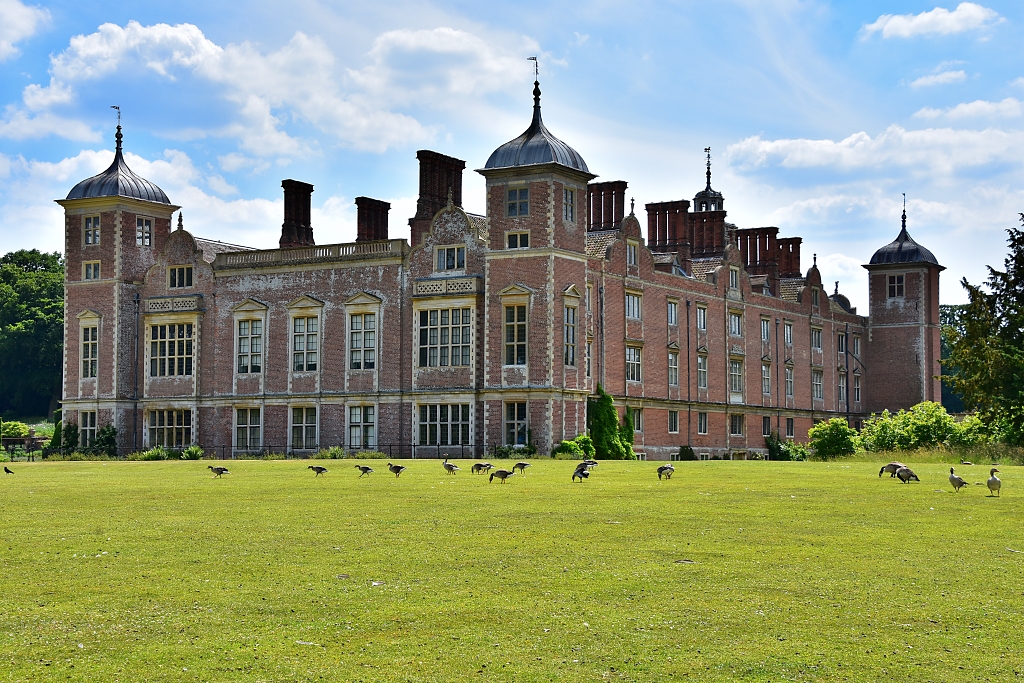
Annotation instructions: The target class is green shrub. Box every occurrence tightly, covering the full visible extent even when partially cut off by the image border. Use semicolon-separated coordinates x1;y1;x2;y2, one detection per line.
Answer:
948;414;990;449
808;418;858;459
785;441;810;461
676;445;697;461
93;425;118;457
128;446;168;461
61;422;79;453
589;386;627;460
180;445;205;460
553;440;583;458
49;418;62;451
314;446;346;459
1;420;30;438
573;434;595;459
350;450;388;460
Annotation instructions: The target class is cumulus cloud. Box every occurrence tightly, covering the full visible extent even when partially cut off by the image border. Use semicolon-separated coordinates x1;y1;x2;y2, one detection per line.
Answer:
0;0;48;61
347;27;537;106
863;2;1002;38
725;125;1024;175
909;70;966;87
0;107;98;141
914;97;1023;120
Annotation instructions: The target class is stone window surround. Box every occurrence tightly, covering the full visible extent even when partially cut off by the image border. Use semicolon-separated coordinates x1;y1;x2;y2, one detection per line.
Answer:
287;296;324;376
231;299;268;377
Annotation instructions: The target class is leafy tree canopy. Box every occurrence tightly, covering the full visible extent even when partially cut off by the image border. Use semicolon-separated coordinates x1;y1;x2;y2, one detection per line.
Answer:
943;216;1024;446
0;250;64;419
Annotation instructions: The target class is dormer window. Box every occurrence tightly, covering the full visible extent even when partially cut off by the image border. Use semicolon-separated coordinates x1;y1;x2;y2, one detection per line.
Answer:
436;246;465;271
169;266;193;288
84;216;100;245
627;241;639;267
507;188;529;216
507;232;529;249
136;217;152;246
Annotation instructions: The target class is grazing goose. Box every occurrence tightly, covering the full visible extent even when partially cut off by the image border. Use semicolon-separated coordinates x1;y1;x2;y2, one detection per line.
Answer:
879;461;905;478
960;459;974;466
572;467;590;482
442;458;460;475
987;468;1001;497
489;469;514;483
207;465;230;478
471;462;493;474
895;466;919;483
354;464;374;477
949;467;969;492
3;466;12;474
513;461;531;474
387;462;407;478
657;464;675;480
308;465;328;477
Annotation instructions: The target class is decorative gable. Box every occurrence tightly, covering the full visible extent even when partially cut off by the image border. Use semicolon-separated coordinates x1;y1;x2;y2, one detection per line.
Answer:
231;298;269;313
562;284;582;299
345;292;383;306
498;284;535;297
286;295;325;310
76;309;102;321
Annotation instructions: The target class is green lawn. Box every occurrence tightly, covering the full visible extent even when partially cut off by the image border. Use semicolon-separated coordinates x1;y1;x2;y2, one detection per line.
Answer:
1;459;1021;682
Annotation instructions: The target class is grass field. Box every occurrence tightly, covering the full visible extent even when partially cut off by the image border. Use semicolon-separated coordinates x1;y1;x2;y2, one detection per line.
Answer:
1;459;1022;682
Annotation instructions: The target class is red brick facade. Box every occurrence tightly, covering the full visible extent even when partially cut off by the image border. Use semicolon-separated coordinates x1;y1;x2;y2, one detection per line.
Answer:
58;122;942;459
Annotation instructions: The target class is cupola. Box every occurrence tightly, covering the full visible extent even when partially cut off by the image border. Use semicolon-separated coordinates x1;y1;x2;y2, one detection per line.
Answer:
484;80;590;173
869;206;941;267
66;126;171;204
693;147;724;212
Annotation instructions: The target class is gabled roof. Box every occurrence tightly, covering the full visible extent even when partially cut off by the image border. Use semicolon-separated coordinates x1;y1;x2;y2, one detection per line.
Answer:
585;230;620;259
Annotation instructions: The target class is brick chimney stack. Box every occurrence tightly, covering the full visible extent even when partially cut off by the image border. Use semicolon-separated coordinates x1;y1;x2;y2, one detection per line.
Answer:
587;181;628;231
355;197;391;242
409;150;465;246
280;179;314;248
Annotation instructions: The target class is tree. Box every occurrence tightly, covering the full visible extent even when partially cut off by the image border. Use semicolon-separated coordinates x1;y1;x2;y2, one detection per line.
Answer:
0;250;65;418
587;385;630;459
939;304;967;413
61;422;79;454
807;418;858;459
93;425;118;457
943;217;1024;445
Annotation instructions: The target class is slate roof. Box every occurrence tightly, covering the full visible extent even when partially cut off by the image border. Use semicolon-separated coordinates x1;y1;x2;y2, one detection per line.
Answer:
195;238;256;264
690;258;721;282
869;222;940;267
585;230;620;258
779;277;805;301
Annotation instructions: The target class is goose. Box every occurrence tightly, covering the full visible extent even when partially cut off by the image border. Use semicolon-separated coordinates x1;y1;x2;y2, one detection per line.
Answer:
442;458;460;475
3;466;12;474
657;464;675;480
949;467;969;493
208;465;230;478
879;461;905;478
582;459;599;468
489;469;514;483
308;465;328;477
387;462;407;478
987;468;1001;497
960;459;974;466
895;466;919;483
513;461;532;474
354;465;374;477
471;462;493;474
572;467;590;482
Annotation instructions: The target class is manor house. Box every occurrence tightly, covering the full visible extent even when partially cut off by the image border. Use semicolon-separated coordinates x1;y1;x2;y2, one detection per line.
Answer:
57;81;943;459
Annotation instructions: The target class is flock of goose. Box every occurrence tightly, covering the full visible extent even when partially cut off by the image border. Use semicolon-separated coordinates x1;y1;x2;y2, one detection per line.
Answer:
879;460;1003;496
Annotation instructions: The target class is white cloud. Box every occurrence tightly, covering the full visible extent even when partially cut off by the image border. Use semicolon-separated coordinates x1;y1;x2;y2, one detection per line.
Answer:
206;174;238;196
725;125;1024;175
0;106;98;141
218;152;270;174
914;97;1023;120
0;0;48;61
1011;77;1024;89
863;2;1002;38
347;27;537;106
909;70;966;88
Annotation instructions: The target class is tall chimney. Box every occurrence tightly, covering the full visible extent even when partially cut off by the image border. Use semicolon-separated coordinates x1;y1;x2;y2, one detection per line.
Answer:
355;197;391;242
409;150;465;246
587;181;628;231
280;179;314;248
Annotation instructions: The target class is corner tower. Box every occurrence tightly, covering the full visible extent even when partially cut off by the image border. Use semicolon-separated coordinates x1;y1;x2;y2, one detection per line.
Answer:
477;79;596;454
863;206;943;413
55;126;179;452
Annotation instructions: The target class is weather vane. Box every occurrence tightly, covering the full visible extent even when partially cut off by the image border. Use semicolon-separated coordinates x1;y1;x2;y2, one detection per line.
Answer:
705;146;712;170
527;56;538;79
110;105;120;125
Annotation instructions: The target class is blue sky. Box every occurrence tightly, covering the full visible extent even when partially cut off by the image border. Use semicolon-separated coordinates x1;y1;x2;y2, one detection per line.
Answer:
1;0;1022;310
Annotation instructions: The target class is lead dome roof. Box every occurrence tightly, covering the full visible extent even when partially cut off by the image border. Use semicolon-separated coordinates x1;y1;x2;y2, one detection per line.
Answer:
869;211;940;266
66;126;171;204
484;82;589;173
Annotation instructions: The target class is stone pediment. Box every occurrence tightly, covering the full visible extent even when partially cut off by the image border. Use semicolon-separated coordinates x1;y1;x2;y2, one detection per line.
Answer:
286;295;325;309
76;309;101;320
231;298;268;313
345;292;383;306
498;284;535;297
563;284;582;298
667;341;679;350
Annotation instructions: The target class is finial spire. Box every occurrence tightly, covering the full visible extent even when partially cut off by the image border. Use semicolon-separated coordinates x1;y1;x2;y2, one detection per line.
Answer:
111;105;123;152
902;192;907;230
813;253;817;267
834;281;839;295
704;146;712;190
630;197;635;214
177;212;183;231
